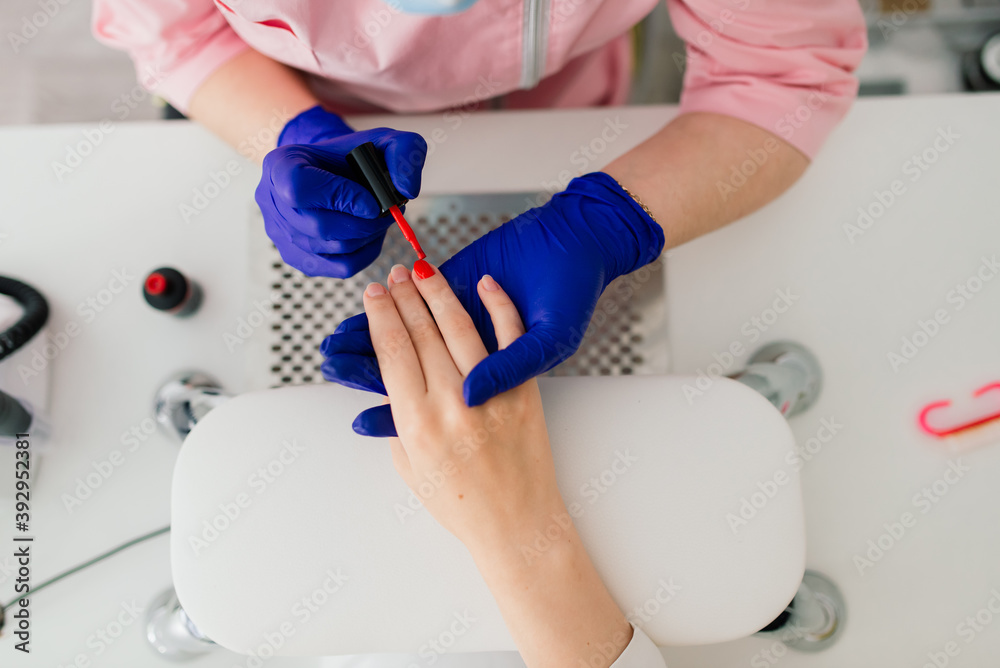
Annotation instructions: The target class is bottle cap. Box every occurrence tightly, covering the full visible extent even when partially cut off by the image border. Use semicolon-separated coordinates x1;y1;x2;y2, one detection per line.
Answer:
143;267;189;311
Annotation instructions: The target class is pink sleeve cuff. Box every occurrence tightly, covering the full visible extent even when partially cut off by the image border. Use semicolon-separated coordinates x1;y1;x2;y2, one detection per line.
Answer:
677;76;859;159
152;27;251;113
668;0;867;159
92;0;251;114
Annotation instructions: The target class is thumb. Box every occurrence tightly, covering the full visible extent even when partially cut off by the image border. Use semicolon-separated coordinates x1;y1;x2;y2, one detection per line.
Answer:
376;132;428;200
462;325;568;407
352;404;397;438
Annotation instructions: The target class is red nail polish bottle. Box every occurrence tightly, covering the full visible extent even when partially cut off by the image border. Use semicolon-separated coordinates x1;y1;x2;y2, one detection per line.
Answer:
143;267;203;317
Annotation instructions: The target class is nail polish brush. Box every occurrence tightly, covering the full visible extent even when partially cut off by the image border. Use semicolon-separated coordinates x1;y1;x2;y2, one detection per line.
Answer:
347;142;426;261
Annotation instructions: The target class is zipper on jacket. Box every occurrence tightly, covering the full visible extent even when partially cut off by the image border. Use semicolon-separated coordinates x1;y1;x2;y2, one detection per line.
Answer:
520;0;550;89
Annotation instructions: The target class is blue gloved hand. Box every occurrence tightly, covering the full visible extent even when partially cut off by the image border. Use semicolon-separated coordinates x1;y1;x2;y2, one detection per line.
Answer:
256;105;428;278
320;171;665;436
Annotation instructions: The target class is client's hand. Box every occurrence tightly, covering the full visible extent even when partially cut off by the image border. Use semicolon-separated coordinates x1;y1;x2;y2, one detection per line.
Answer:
362;262;638;668
364;261;560;549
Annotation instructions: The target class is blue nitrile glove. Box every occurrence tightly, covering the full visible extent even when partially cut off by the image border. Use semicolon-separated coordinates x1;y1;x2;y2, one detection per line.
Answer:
320;171;665;437
256;105;428;278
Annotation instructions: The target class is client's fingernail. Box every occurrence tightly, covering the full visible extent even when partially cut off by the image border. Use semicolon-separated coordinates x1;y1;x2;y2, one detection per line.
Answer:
389;264;410;284
413;260;434;280
481;274;500;292
365;282;386;297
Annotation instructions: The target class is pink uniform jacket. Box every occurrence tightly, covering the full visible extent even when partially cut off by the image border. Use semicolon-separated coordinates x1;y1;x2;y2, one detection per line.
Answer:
93;0;867;159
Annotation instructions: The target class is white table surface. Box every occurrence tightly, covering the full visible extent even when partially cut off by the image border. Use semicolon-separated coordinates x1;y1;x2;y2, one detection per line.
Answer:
0;94;998;667
662;93;1000;668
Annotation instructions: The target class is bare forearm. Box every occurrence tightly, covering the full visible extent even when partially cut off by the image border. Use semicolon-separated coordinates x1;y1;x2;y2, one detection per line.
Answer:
603;112;809;250
469;510;631;668
187;49;320;163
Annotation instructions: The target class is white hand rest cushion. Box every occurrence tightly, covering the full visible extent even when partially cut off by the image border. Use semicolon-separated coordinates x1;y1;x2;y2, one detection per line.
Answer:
171;375;804;656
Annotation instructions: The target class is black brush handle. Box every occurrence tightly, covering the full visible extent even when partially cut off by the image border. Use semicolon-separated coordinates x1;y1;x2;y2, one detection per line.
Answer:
346;142;407;217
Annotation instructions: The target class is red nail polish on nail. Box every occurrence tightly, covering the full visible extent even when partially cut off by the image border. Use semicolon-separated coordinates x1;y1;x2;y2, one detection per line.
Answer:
413;260;434;280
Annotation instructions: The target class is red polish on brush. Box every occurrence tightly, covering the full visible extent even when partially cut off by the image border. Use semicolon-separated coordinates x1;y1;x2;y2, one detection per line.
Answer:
389;205;426;260
347;141;427;261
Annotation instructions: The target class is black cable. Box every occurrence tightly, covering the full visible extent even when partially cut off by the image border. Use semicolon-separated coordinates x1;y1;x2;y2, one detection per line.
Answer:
1;526;170;625
0;275;49;363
